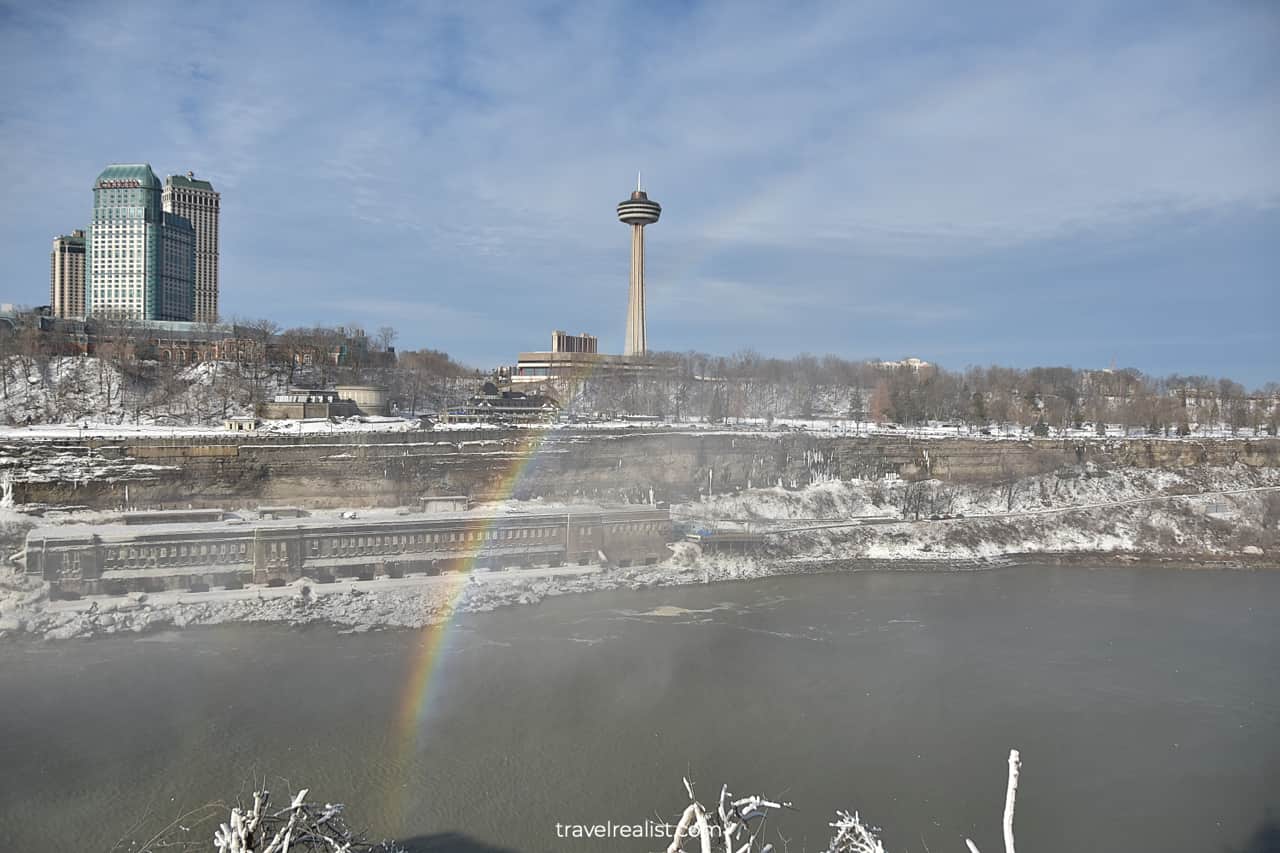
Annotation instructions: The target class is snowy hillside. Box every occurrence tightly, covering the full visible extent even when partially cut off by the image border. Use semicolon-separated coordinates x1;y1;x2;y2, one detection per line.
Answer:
0;356;279;426
681;464;1280;561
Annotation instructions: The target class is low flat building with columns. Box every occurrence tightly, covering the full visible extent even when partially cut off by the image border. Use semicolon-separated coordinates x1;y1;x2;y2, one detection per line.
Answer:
505;350;665;385
503;329;668;386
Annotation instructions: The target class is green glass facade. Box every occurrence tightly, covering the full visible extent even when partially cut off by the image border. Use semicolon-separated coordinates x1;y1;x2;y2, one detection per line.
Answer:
159;212;196;321
86;163;195;321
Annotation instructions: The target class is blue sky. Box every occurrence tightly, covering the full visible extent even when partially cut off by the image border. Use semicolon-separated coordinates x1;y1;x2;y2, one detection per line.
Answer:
1;1;1277;385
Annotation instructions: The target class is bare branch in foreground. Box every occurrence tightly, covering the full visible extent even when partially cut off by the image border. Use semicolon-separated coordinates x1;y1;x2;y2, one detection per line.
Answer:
135;750;1024;852
1003;749;1021;853
966;748;1022;853
136;787;402;853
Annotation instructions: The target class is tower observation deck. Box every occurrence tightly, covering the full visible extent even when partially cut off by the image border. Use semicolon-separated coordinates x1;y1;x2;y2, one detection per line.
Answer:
617;176;661;356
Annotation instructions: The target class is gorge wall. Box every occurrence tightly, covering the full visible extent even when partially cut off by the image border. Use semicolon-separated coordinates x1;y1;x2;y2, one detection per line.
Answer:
6;429;1279;510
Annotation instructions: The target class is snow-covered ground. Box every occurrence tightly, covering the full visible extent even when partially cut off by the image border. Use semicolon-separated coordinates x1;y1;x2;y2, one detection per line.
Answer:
717;417;1274;441
2;352;1273;445
2;461;1276;641
1;422;225;439
685;462;1280;521
442;417;1276;440
683;464;1280;562
0;545;773;641
0;415;423;440
0;356;273;427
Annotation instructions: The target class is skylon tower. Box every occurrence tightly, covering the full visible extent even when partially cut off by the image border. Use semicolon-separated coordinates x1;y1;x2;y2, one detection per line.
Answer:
616;174;661;356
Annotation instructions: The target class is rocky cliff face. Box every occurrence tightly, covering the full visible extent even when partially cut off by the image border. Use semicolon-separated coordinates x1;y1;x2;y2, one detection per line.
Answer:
5;429;1279;510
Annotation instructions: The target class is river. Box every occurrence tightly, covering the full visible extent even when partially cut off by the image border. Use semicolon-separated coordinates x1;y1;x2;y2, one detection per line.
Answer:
1;565;1277;852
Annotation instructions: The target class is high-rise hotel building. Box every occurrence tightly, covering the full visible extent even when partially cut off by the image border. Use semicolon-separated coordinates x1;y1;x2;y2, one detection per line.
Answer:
50;230;86;318
163;172;220;323
85;164;195;322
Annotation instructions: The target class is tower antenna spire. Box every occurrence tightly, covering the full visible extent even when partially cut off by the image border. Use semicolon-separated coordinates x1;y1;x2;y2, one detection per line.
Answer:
637;170;642;192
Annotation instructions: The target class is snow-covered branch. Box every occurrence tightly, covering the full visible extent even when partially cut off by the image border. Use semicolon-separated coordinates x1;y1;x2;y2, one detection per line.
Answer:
966;749;1021;853
665;777;791;853
1003;749;1021;853
669;750;1024;853
137;752;1025;853
137;787;401;853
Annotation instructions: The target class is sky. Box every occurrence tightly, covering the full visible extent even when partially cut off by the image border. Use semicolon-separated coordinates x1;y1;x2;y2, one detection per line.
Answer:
1;0;1277;386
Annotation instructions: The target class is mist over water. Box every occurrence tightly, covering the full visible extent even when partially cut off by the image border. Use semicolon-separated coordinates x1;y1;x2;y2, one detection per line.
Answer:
1;566;1277;853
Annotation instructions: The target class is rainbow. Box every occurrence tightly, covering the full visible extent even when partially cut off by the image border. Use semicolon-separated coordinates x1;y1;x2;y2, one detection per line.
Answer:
385;359;622;828
390;421;557;739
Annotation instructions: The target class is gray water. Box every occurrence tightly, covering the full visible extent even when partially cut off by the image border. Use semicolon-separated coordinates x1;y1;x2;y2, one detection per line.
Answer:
1;566;1278;853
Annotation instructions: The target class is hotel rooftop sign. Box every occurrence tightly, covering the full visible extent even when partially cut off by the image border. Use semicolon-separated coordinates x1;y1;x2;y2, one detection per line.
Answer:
98;179;142;189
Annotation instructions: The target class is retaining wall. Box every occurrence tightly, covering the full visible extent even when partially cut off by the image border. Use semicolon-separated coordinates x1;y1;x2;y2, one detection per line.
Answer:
7;429;1278;510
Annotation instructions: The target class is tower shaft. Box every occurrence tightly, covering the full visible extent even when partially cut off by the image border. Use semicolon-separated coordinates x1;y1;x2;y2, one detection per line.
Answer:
617;183;660;356
625;223;647;356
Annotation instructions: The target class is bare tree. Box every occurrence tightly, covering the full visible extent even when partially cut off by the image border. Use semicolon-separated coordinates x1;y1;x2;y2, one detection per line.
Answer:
901;480;929;520
236;317;281;403
665;749;1024;853
0;322;16;401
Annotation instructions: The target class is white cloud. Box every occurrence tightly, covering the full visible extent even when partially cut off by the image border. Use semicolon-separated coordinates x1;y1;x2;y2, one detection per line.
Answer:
0;1;1275;380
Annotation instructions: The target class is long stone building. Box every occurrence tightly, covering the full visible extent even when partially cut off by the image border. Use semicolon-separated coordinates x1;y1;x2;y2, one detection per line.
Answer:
24;504;673;597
